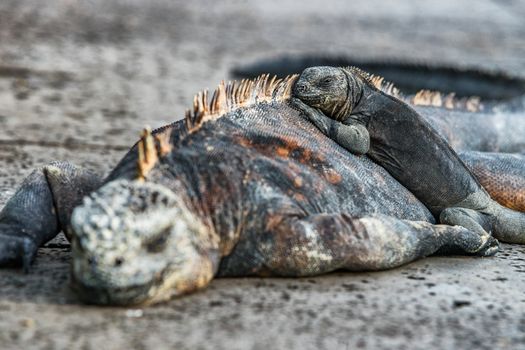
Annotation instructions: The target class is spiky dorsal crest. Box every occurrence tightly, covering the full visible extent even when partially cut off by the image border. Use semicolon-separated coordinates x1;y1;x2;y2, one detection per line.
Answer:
410;90;482;112
185;74;298;132
137;127;172;180
342;66;402;98
343;66;483;112
135;74;298;179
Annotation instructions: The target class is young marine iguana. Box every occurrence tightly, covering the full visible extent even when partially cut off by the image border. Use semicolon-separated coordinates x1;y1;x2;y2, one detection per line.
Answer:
0;74;522;305
291;66;525;244
235;57;525;155
233;55;525;104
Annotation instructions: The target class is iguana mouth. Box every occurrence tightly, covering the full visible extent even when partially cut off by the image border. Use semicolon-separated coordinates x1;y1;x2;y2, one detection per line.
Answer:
71;272;158;306
292;81;325;107
294;93;324;105
68;179;218;305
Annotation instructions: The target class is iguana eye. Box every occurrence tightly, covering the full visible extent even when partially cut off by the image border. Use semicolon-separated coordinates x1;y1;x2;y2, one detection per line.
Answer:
144;228;170;253
322;77;333;85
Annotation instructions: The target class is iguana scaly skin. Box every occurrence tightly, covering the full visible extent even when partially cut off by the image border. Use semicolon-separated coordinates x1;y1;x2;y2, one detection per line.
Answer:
0;74;523;305
233;55;525;104
292;66;525;244
235;56;525;154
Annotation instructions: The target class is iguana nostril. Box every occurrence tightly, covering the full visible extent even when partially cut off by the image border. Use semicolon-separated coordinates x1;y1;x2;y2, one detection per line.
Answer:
114;257;124;267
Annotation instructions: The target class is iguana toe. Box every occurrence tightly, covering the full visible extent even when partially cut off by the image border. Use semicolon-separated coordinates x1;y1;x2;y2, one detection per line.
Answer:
463;230;499;257
449;226;499;256
476;235;500;257
0;228;38;271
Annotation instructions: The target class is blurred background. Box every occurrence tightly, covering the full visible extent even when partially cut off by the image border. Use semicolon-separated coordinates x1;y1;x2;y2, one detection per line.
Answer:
1;2;525;349
0;0;524;151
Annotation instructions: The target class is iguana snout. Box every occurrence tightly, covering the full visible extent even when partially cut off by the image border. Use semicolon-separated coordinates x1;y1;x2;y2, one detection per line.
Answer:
293;66;366;121
293;66;348;112
69;180;217;305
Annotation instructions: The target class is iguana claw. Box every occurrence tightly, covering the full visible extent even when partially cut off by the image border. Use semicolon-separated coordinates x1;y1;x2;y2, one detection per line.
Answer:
477;235;500;257
289;97;333;135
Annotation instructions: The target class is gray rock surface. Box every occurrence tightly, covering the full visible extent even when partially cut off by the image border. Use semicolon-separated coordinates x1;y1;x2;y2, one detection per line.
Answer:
0;1;524;349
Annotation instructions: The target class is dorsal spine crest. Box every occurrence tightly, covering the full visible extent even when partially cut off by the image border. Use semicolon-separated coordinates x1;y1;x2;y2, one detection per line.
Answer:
185;74;298;132
343;66;482;112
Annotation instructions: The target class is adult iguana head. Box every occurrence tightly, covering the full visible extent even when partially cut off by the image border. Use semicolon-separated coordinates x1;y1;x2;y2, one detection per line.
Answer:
70;179;219;305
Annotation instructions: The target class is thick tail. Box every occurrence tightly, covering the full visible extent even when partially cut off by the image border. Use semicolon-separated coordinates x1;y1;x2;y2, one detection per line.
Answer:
231;55;525;102
491;204;525;244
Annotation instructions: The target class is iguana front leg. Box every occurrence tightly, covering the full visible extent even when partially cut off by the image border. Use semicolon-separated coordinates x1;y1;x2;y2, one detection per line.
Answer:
262;213;499;276
0;161;102;270
290;98;370;155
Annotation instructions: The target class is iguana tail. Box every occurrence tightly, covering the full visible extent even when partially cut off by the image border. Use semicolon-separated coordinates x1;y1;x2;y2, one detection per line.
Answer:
491;205;525;244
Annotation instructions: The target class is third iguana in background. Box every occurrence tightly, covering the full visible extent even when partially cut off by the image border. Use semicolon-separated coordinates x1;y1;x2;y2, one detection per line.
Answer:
292;66;525;244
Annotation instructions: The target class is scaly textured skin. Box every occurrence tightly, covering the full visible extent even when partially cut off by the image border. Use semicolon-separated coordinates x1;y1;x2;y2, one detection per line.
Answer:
459;151;525;212
292;66;525;245
417;107;525;154
232;55;525;103
0;73;521;305
235;56;525;153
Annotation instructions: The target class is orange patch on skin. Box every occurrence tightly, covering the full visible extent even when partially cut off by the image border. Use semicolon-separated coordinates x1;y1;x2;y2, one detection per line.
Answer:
469;166;525;212
293;176;303;188
276;147;290;157
492;189;525;212
276;137;304;159
302;148;312;162
325;169;342;184
293;193;306;202
236;136;252;148
265;214;286;231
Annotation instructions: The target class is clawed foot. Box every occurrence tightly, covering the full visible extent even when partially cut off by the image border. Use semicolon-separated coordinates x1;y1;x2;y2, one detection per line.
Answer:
454;226;500;257
0;227;38;272
475;234;500;257
290;97;334;135
290;97;370;155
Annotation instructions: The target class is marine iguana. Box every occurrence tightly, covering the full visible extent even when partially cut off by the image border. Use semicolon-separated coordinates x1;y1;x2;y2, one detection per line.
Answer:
0;74;523;305
232;55;525;104
291;66;525;244
235;56;525;154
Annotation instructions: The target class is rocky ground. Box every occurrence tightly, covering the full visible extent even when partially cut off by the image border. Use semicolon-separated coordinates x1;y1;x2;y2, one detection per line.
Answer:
0;1;524;349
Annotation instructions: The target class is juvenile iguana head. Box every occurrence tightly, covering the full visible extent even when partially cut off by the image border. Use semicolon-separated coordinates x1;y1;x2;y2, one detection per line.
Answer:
292;66;369;121
70;180;218;305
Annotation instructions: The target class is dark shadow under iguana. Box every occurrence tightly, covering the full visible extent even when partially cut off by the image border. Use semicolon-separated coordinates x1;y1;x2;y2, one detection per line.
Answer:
0;74;523;305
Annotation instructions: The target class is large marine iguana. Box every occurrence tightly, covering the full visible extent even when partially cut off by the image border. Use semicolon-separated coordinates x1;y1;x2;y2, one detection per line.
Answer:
291;66;525;245
0;74;523;305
